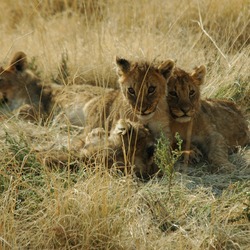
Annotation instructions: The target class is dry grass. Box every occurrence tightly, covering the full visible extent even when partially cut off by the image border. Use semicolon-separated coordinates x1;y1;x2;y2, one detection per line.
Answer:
0;0;249;249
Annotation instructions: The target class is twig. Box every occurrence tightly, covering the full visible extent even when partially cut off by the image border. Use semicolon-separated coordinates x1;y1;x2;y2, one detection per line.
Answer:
195;1;231;68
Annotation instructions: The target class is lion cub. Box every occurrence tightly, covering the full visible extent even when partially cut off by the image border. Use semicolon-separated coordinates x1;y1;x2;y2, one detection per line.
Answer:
73;57;175;141
167;66;250;172
45;119;159;179
76;119;159;179
0;51;52;122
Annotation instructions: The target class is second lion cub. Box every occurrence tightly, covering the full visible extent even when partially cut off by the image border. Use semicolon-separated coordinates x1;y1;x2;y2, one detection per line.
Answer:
167;65;249;172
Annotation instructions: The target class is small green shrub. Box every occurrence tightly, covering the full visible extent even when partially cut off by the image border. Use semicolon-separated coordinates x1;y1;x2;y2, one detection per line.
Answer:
154;133;183;195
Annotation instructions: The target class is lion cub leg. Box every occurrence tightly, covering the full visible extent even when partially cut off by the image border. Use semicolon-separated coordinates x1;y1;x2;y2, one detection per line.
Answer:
206;132;235;173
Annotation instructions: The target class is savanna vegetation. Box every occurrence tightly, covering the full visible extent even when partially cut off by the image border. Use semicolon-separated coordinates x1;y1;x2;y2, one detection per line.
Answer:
0;0;249;249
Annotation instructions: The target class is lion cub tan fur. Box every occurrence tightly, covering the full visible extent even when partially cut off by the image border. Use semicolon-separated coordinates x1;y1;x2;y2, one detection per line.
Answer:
53;57;175;142
0;52;52;122
167;66;250;172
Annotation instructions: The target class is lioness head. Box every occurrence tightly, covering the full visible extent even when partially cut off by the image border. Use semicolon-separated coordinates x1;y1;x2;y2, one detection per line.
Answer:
116;57;174;120
167;65;206;123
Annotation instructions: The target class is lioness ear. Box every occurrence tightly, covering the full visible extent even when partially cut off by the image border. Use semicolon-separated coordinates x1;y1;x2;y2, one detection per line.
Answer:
192;65;206;85
9;51;28;72
158;60;175;80
116;57;131;76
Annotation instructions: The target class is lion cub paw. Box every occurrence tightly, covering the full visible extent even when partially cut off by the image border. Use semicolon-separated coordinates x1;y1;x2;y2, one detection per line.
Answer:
188;147;203;164
113;119;131;135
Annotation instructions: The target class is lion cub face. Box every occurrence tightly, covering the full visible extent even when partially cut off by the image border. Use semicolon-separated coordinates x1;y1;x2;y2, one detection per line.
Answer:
116;57;174;121
167;66;206;123
0;52;53;122
0;51;40;110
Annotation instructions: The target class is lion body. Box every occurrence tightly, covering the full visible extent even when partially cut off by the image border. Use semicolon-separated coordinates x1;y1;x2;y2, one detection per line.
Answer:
167;66;250;171
44;119;158;179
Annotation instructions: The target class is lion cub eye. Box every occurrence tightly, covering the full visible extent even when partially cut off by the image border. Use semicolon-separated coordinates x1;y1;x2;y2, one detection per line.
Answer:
128;87;135;95
189;90;195;97
169;91;178;97
148;86;156;95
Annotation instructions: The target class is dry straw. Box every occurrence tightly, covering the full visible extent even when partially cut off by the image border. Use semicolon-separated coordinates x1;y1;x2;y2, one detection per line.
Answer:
0;0;249;249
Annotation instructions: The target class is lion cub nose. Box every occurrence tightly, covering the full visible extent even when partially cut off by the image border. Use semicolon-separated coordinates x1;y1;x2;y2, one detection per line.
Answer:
181;106;190;114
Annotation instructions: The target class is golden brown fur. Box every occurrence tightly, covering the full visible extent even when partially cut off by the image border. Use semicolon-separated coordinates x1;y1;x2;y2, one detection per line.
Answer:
50;83;113;126
0;52;173;177
0;51;52;122
167;66;250;172
67;57;175;140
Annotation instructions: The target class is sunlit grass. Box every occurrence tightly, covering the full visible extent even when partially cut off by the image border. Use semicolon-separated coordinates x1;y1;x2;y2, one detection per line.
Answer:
0;0;249;249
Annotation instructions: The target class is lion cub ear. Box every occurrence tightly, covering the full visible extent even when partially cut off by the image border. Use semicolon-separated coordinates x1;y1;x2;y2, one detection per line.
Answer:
116;57;131;76
192;65;206;85
8;51;28;72
158;60;175;80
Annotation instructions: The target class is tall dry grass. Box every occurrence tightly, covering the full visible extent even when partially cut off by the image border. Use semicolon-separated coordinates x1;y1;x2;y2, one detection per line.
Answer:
0;0;249;249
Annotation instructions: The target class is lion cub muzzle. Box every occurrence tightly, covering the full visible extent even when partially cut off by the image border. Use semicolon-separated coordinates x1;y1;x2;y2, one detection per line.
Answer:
134;101;158;120
170;105;194;123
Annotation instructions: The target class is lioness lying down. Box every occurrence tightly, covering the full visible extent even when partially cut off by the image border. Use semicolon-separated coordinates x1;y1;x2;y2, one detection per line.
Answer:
0;51;109;124
167;65;250;172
